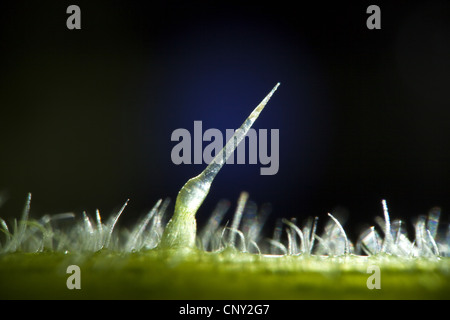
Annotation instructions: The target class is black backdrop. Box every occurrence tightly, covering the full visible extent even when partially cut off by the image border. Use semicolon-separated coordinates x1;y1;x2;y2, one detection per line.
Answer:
0;1;449;241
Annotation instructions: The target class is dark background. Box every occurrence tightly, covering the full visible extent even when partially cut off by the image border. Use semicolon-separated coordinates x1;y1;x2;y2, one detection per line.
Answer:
0;1;449;240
